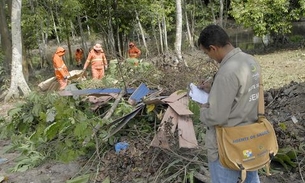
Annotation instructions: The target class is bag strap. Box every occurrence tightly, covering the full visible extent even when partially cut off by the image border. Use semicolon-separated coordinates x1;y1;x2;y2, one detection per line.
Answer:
257;75;273;177
239;170;247;183
258;75;265;115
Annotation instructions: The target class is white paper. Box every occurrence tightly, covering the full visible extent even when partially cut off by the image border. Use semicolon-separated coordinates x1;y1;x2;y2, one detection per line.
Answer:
189;83;209;104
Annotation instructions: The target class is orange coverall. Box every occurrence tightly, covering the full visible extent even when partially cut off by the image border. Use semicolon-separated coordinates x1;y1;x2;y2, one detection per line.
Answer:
75;48;84;67
83;49;108;79
53;47;70;90
128;46;141;58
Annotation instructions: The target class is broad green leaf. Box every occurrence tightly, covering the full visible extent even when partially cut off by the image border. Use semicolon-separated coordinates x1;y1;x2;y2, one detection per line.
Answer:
44;122;59;140
46;108;57;123
74;122;88;138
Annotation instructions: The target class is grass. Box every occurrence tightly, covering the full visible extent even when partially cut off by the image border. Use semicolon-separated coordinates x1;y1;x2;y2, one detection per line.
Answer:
254;49;305;90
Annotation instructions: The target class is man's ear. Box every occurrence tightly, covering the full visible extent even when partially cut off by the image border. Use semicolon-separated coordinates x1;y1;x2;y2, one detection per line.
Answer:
209;45;217;51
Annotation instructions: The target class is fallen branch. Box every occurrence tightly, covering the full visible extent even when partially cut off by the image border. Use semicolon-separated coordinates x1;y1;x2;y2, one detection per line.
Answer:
193;171;210;182
82;89;126;146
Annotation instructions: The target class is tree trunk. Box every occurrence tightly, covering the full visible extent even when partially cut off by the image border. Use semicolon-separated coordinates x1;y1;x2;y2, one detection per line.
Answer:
219;0;224;27
65;21;73;65
185;10;194;49
33;1;48;69
4;0;31;102
85;14;91;36
117;26;122;57
77;15;89;57
211;2;217;24
70;21;76;40
0;0;12;73
175;0;184;65
152;25;160;55
162;15;168;53
106;1;116;57
51;10;60;44
190;6;196;49
135;11;149;58
107;18;116;58
158;19;164;54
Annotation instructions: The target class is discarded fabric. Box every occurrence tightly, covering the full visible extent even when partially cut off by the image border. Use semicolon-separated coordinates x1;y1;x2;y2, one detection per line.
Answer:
115;142;129;153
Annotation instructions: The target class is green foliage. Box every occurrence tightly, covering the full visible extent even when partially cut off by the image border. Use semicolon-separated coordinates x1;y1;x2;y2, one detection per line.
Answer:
79;59;163;89
289;35;304;43
188;100;201;124
273;147;298;171
113;99;133;117
8;137;46;172
230;0;305;38
3;91;100;164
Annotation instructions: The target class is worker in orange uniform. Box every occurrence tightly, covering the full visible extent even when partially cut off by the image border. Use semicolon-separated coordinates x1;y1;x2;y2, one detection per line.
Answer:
128;42;141;58
75;48;84;68
83;43;108;79
128;42;141;66
53;47;70;90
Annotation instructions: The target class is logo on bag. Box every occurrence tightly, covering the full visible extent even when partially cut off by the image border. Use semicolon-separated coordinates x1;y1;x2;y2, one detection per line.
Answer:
243;149;255;161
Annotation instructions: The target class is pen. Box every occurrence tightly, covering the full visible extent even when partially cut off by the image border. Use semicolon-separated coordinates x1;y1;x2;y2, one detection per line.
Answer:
202;77;212;84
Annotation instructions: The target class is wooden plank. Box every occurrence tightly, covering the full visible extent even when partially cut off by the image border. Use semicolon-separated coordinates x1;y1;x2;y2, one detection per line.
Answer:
168;100;193;116
162;91;187;103
178;115;198;148
150;107;179;149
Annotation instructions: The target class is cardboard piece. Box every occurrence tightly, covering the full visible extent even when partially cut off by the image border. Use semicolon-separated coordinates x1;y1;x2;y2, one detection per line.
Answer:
150;107;179;149
176;96;198;148
168;101;193;115
177;115;198;148
162;91;187;103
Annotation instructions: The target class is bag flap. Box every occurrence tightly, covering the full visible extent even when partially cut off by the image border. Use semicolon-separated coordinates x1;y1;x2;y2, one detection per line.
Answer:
216;118;278;171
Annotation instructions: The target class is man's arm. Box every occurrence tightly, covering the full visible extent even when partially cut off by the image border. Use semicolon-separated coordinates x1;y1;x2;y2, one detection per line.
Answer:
200;74;238;127
83;53;92;70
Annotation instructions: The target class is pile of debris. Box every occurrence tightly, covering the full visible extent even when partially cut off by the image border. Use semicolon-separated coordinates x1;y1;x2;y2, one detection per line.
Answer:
38;74;206;182
264;81;305;147
263;81;305;181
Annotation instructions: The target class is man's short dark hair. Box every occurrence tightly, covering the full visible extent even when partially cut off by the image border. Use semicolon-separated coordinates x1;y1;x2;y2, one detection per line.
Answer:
198;24;231;50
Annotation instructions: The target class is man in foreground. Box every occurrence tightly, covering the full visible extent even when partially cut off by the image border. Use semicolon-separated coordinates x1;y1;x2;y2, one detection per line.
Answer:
198;24;261;183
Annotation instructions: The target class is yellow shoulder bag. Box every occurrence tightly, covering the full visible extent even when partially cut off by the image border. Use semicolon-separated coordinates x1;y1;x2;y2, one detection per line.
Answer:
216;77;279;183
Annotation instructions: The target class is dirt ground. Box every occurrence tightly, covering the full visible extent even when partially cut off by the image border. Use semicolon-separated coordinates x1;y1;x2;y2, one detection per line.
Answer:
1;48;305;183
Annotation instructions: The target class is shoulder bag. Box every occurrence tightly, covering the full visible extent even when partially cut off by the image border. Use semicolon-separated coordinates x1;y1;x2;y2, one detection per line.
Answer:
215;76;279;183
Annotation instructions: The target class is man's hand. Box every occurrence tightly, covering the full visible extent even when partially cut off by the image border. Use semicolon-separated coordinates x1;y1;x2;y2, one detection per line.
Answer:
197;77;212;93
200;103;210;109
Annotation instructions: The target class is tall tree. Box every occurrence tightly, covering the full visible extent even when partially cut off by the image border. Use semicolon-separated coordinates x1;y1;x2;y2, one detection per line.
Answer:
230;0;305;42
175;0;184;65
0;0;12;73
4;0;31;102
219;0;224;27
135;10;149;58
